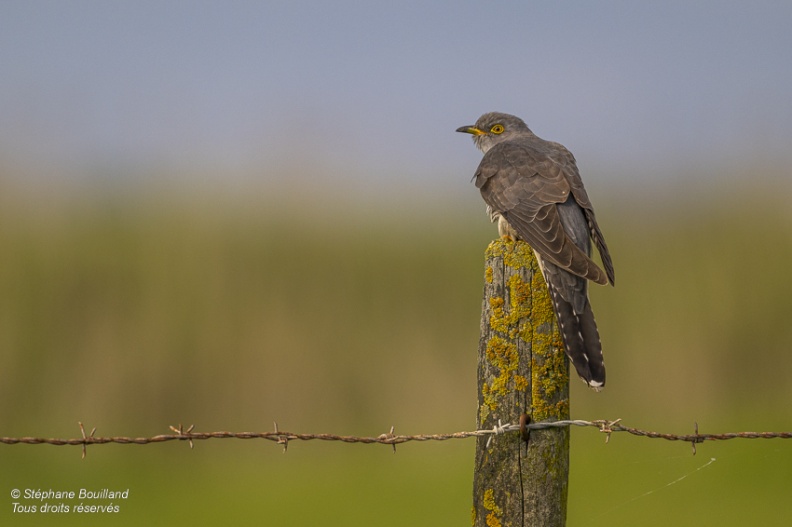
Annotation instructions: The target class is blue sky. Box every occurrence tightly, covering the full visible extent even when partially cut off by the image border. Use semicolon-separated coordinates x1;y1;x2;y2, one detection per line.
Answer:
2;1;791;195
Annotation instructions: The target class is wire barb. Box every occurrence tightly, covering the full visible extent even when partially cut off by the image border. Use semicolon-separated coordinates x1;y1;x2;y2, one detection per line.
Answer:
485;419;515;448
168;423;196;449
597;418;623;444
273;422;288;453
377;426;397;453
77;422;96;459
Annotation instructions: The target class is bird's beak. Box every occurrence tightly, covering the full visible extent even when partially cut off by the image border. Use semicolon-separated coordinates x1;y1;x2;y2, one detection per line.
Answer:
456;125;485;136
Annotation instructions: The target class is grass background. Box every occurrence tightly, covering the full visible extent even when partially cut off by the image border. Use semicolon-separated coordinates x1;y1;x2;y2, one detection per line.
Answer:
2;168;792;525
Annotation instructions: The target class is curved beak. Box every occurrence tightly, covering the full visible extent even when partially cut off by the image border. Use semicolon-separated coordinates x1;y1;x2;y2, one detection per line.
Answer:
456;125;485;135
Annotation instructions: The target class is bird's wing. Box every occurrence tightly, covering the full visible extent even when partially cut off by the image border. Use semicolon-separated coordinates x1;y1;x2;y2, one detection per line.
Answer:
548;143;615;286
475;140;609;285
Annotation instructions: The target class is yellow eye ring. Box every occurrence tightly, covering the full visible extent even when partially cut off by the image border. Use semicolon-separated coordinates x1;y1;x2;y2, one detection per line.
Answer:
490;124;504;134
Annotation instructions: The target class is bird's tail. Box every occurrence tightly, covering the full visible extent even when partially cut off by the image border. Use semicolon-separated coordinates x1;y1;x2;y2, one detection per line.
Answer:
546;283;606;390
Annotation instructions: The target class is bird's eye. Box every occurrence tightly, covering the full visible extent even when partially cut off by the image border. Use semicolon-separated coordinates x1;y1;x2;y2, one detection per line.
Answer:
490;124;504;134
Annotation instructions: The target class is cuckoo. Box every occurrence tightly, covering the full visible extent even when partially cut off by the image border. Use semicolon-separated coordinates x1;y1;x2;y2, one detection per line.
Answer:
457;112;614;389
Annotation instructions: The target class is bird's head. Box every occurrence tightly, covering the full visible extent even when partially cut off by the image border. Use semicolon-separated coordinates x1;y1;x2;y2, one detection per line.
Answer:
456;112;532;153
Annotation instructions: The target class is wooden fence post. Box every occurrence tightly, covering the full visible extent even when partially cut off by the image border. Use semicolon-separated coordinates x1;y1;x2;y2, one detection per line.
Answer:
472;238;570;527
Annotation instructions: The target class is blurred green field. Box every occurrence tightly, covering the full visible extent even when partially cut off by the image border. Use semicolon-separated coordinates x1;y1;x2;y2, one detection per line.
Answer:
2;174;792;525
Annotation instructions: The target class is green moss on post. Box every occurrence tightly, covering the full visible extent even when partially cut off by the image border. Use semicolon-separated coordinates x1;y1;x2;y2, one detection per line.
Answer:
472;238;570;526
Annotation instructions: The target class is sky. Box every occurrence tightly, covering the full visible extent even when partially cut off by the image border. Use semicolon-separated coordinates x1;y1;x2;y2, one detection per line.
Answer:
1;1;791;196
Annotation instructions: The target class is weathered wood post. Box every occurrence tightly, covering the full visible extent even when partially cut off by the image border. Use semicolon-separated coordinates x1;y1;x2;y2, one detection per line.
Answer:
472;238;570;526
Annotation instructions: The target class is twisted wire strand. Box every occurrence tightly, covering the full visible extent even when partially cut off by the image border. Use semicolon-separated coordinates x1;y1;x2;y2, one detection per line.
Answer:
2;419;791;458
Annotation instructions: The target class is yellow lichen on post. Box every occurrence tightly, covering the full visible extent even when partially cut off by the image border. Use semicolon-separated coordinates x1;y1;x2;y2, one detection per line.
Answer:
484;336;518;396
482;489;503;527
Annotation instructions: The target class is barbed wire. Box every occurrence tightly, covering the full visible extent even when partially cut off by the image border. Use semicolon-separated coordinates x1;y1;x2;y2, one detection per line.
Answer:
2;418;791;458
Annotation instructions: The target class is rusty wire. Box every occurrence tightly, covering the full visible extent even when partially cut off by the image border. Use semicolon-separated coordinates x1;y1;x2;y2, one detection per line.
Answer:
2;419;791;458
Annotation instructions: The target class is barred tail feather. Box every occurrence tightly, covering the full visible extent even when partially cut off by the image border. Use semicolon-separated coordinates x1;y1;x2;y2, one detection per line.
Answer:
546;281;606;390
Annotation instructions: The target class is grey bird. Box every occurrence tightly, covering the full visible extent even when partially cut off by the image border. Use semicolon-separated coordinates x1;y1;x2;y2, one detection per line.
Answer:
457;112;614;389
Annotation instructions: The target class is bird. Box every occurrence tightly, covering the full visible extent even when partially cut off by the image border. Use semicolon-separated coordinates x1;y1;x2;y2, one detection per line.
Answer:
457;112;614;390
